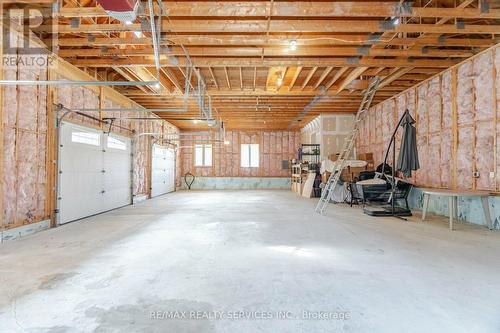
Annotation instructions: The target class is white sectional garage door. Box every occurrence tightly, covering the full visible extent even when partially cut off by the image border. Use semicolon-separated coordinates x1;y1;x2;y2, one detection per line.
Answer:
151;144;175;197
59;122;132;224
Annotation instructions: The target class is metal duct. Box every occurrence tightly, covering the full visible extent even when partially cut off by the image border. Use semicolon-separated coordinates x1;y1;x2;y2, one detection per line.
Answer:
97;0;140;22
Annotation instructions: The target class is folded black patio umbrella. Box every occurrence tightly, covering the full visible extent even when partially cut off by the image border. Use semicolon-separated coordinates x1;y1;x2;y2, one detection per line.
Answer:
396;110;420;177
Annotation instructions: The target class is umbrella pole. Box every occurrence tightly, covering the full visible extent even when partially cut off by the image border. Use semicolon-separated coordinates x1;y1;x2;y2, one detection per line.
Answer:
381;110;410;220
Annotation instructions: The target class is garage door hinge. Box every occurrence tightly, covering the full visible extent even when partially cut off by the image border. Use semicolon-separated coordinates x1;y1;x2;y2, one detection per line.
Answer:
54;209;59;213
59;170;62;174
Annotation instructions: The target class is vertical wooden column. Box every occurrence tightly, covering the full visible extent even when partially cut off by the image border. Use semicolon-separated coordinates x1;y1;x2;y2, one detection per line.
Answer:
451;68;459;190
0;26;4;230
471;59;477;190
46;67;56;228
493;48;498;192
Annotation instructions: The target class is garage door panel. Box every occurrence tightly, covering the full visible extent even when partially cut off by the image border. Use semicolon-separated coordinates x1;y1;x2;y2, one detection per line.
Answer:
59;123;132;224
102;135;132;212
151;144;175;197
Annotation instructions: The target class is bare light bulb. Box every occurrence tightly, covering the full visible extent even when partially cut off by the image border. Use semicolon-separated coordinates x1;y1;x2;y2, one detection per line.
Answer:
224;140;230;145
289;40;297;51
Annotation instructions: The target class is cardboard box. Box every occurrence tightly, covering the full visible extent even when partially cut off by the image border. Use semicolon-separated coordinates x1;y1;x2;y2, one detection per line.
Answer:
357;152;374;162
322;171;331;183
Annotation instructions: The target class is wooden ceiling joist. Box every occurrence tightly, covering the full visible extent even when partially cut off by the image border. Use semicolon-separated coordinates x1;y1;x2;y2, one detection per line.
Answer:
59;2;500;20
33;0;500;130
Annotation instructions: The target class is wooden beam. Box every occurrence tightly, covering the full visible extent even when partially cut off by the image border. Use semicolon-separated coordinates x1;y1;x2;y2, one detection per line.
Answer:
239;67;243;91
289;66;302;91
325;67;349;90
314;67;334;90
59;3;500;20
378;67;414;89
334;67;369;94
57;46;475;58
71;57;459;68
301;67;318;91
162;67;184;92
208;67;219;90
53;35;499;48
224;67;231;89
35;21;500;35
253;67;257;91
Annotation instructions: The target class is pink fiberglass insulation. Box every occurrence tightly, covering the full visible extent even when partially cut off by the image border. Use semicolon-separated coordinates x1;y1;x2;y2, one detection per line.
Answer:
179;130;299;178
83;88;100;127
475;121;494;190
395;94;407;147
496;47;500;119
456;126;474;189
457;61;474;125
3;127;16;226
427;77;442;134
441;71;452;130
473;52;494;121
428;135;441;188
415;134;428;186
368;107;376;149
417;84;428;135
440;129;452;188
374;104;383;145
4;69;18;127
381;100;394;149
18;69;38;131
16;131;39;224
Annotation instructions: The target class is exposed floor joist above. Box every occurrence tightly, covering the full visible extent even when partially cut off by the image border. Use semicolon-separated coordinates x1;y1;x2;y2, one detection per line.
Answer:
24;0;500;129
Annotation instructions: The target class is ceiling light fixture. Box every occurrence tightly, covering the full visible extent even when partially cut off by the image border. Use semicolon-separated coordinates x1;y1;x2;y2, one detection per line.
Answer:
289;40;298;51
276;77;283;86
224;140;230;145
154;82;161;89
125;20;133;25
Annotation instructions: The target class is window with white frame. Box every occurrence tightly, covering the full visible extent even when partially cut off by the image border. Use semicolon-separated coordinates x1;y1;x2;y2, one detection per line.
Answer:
195;144;212;167
241;144;259;168
107;136;127;150
71;130;100;146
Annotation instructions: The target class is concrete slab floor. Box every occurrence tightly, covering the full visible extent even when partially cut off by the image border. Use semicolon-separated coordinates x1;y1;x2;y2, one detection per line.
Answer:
0;190;499;333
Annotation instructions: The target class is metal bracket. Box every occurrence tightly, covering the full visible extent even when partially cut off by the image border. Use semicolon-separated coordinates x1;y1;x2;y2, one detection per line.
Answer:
356;46;370;56
394;1;414;16
379;20;395;31
480;0;490;13
347;56;360;65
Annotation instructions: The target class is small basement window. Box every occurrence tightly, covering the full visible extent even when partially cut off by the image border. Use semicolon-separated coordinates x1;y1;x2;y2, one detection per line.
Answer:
107;136;127;150
241;144;259;168
71;131;100;146
195;144;212;167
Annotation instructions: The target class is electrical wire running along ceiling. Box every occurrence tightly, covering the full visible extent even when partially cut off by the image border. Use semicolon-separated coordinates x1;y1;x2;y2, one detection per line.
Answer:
28;0;500;130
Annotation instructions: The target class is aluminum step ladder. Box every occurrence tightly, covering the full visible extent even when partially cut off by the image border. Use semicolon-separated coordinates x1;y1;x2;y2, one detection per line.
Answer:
315;77;380;215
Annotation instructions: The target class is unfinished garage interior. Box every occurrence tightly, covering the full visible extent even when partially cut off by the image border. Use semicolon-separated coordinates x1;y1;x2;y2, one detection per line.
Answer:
1;0;500;332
